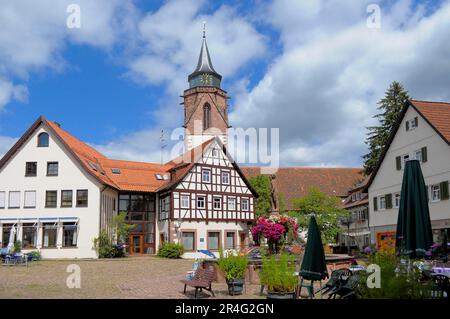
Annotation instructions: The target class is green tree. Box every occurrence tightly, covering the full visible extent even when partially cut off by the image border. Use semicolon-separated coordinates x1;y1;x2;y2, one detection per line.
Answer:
113;211;136;244
248;175;272;218
289;187;348;244
363;81;410;175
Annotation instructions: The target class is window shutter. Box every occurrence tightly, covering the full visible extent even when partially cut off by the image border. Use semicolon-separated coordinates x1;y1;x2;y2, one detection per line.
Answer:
414;117;418;127
421;147;428;163
385;194;393;209
406;121;410;131
373;197;378;211
0;192;5;208
440;181;449;200
396;156;402;170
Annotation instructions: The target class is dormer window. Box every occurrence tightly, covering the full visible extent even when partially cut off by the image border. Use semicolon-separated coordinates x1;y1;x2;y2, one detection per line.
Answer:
406;117;418;131
38;132;49;147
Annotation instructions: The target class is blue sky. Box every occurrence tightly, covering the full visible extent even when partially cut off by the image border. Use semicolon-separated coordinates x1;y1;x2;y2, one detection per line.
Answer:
1;0;450;167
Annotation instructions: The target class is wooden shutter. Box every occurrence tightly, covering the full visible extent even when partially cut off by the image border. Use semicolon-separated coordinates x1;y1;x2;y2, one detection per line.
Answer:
440;181;449;200
385;194;393;209
396;156;402;170
421;147;428;163
373;197;378;211
414;117;418;127
406;121;410;131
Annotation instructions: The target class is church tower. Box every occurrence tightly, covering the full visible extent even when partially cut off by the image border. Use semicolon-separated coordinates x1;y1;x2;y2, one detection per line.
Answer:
183;26;229;151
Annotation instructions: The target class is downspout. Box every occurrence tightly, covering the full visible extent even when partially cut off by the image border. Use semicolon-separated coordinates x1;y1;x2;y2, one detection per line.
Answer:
99;185;107;237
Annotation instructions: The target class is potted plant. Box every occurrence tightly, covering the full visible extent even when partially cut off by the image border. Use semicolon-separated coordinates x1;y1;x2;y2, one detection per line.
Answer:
217;249;249;295
259;253;298;299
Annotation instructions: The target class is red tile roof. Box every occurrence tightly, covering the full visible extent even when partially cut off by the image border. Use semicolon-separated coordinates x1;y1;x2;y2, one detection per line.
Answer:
241;167;363;209
410;100;450;144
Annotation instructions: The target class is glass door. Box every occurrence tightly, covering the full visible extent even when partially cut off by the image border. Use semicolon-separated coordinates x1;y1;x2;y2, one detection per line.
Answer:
129;235;144;255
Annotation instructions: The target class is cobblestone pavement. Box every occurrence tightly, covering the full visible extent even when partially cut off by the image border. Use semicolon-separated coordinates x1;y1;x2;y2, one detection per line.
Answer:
0;257;263;299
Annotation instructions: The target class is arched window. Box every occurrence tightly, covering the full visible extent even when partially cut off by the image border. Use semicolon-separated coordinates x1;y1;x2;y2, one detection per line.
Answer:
38;132;49;147
203;104;211;130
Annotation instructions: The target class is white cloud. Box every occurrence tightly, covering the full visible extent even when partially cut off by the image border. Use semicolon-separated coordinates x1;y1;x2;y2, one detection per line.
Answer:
230;0;450;167
0;78;29;110
0;135;17;158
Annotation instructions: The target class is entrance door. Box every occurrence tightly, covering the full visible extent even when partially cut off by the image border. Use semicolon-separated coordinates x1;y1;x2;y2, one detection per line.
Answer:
239;232;246;250
159;233;165;247
129;235;144;255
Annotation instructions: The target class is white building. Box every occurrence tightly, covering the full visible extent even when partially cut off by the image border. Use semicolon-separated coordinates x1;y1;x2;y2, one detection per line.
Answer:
364;100;450;251
0;34;256;259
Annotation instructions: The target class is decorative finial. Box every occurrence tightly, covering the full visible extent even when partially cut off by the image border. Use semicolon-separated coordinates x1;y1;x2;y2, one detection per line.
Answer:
202;21;206;38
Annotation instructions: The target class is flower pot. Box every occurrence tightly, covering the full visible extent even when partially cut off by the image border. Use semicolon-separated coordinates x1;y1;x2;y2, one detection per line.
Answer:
227;278;245;296
266;291;296;299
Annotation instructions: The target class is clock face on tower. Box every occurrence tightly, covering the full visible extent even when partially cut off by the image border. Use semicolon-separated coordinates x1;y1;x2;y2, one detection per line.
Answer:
201;73;213;86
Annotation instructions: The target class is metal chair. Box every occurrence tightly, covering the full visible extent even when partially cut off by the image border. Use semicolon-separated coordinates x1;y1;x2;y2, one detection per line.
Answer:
430;273;450;299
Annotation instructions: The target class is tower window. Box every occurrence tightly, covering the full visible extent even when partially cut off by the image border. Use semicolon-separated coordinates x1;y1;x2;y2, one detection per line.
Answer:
38;132;49;147
203;104;211;130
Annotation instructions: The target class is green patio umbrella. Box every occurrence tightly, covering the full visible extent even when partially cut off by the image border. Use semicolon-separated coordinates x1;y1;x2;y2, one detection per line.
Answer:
300;215;328;281
395;160;433;258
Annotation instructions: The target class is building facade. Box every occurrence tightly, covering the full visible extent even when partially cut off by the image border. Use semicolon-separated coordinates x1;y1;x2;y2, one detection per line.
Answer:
365;100;450;252
0;34;256;259
338;183;370;252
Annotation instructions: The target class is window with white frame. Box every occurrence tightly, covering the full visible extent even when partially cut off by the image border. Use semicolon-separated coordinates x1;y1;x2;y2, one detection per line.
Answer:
213;197;221;210
402;154;410;167
406;117;418;131
197;196;205;209
222;171;230;184
379;196;386;210
212;149;219;158
24;191;36;208
9;191;20;208
431;184;441;202
180;195;190;208
202;169;211;183
242;198;249;211
159;196;170;220
394;193;401;208
228;197;236;210
0;192;5;209
414;149;423;162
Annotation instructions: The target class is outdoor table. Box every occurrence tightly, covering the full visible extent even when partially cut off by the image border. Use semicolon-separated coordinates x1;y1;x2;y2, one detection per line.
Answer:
432;267;450;274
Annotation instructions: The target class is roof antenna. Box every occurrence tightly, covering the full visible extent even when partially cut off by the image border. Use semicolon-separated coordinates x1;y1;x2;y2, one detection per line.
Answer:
202;21;206;39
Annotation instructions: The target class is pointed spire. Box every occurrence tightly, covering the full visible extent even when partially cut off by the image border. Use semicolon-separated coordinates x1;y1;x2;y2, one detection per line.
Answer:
188;22;222;88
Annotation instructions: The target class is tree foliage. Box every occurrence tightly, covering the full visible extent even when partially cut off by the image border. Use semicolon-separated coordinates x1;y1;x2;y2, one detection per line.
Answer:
248;175;273;218
363;81;410;175
289;187;348;244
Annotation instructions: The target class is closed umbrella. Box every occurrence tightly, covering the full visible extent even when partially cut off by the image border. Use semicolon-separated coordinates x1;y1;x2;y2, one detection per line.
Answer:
7;225;17;254
299;216;328;298
395;160;433;258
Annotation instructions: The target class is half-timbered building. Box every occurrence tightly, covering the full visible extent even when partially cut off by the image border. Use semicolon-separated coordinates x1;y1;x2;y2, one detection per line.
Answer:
0;32;256;259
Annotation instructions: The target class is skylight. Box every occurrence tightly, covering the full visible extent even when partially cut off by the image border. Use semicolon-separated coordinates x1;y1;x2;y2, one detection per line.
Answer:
111;168;121;174
87;161;98;171
155;174;163;180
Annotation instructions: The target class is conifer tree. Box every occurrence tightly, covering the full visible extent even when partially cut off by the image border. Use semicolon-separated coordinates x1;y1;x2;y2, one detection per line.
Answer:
363;81;410;175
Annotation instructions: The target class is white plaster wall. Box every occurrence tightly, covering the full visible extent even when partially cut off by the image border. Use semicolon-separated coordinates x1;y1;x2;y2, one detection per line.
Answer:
177;221;249;259
369;106;450;232
0;124;102;259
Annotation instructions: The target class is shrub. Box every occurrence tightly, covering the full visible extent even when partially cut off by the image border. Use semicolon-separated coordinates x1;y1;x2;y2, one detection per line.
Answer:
259;253;298;293
93;231;117;258
158;243;184;259
29;251;41;260
357;252;433;299
13;240;22;253
217;249;249;281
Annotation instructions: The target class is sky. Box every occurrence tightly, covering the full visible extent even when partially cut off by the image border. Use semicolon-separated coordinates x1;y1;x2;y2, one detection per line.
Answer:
0;0;449;167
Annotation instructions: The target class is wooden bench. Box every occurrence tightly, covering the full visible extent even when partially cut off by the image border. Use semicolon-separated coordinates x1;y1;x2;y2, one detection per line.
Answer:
181;268;216;298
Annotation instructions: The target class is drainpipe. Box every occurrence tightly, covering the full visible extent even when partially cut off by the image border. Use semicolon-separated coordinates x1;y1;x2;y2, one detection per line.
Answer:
99;185;108;238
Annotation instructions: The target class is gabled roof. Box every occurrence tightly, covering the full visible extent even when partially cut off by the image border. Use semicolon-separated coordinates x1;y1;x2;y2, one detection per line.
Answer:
0;116;173;191
241;167;363;209
364;99;450;192
159;137;259;197
0;116;257;196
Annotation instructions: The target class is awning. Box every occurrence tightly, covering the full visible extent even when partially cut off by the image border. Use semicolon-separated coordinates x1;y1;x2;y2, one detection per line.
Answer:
342;230;371;237
0;217;79;225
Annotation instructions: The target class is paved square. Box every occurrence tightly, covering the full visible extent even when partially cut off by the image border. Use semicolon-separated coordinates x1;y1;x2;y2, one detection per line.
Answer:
0;257;262;299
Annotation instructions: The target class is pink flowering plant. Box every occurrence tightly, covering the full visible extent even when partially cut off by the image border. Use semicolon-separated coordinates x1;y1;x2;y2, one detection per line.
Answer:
251;215;299;253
